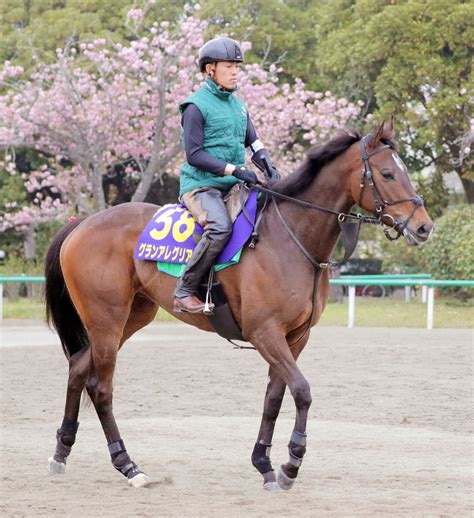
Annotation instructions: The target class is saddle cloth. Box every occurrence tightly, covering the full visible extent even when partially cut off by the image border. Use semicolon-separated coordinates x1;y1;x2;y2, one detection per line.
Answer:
134;189;258;273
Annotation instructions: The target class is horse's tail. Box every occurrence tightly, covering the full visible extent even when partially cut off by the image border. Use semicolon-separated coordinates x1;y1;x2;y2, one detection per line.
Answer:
45;220;90;360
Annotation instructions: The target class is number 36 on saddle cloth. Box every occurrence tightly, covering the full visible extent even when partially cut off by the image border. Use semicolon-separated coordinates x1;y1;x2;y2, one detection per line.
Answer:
133;188;258;277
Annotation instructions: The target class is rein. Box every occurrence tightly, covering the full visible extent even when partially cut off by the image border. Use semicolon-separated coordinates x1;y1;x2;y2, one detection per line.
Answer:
247;136;425;347
252;184;380;225
252;135;425;247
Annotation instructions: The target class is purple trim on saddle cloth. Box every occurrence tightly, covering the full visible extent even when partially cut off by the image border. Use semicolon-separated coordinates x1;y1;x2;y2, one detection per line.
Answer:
134;190;258;265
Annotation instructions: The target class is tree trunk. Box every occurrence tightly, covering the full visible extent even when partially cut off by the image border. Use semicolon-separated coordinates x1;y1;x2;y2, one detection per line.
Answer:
90;162;106;212
24;225;37;299
132;152;162;203
24;226;36;259
132;62;168;203
461;176;474;204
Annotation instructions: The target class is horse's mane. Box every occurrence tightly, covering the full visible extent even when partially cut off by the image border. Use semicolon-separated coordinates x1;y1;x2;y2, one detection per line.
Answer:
268;126;398;196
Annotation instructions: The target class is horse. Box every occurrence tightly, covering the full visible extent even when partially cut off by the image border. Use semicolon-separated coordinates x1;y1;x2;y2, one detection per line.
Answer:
45;121;433;491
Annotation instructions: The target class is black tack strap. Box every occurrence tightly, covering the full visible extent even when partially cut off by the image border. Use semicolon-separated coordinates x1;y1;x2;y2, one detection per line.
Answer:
288;450;303;467
108;439;126;456
114;461;136;476
251;442;274;474
290;430;307;446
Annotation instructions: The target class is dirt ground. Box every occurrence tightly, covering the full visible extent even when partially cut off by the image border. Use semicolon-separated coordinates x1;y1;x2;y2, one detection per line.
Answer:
0;322;472;517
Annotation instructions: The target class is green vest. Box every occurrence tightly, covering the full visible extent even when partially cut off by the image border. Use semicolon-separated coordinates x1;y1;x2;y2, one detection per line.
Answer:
179;77;247;197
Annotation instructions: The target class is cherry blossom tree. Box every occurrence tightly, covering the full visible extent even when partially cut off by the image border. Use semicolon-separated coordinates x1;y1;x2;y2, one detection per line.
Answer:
0;4;361;241
0;8;205;216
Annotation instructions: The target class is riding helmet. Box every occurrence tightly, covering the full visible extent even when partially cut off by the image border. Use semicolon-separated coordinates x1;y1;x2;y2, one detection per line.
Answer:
198;36;244;72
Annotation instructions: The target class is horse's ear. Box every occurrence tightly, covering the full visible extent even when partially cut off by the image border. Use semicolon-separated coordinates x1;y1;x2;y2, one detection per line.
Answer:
388;115;395;134
372;121;385;147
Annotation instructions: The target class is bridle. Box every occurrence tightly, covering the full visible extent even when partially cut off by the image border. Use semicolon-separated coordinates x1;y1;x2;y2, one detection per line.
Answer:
236;135;426;349
253;135;424;242
357;135;424;241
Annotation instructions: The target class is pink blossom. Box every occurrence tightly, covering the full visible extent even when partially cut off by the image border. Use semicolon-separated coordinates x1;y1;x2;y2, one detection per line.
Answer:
0;12;364;232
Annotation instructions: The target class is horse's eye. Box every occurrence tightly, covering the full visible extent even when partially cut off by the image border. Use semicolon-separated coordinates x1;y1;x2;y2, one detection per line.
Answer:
381;170;395;180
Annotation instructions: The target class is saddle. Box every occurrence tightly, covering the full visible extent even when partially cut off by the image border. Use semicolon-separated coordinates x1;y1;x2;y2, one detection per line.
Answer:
134;185;261;343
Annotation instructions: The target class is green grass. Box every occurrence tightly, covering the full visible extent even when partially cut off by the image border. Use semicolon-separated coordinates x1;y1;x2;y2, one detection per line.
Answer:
318;297;473;328
1;299;178;322
155;307;178;322
2;298;46;320
2;297;472;328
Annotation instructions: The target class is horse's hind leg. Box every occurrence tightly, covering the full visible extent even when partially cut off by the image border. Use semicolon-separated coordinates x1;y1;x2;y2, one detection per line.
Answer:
85;325;150;488
49;347;91;473
86;295;158;488
119;294;159;347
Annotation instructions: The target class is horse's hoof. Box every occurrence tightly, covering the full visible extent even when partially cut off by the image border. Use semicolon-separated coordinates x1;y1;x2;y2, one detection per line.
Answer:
48;457;66;474
263;481;281;492
128;472;150;488
277;468;296;490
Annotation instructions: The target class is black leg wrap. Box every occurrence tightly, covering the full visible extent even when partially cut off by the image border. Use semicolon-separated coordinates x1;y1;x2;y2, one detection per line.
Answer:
53;419;79;463
251;442;274;475
108;440;141;479
282;431;307;479
288;441;306;460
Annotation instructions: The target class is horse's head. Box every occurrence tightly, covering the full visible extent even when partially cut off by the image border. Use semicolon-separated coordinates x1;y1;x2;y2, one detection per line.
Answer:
350;121;434;245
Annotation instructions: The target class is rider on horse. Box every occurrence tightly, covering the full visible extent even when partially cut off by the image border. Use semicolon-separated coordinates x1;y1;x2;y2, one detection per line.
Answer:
173;36;280;314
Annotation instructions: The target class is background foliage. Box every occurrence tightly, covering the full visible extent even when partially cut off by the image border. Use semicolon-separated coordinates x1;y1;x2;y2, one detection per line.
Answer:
381;205;474;291
0;0;472;277
419;205;473;280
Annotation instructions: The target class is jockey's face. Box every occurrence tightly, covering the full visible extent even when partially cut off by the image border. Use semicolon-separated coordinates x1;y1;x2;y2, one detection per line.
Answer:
206;61;240;90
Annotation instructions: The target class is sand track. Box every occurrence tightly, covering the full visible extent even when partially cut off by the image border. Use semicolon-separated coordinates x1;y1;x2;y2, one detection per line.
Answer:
1;323;472;517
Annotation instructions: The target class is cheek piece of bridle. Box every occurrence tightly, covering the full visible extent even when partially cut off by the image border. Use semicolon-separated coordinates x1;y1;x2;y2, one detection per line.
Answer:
250;135;425;266
358;135;424;241
233;135;425;349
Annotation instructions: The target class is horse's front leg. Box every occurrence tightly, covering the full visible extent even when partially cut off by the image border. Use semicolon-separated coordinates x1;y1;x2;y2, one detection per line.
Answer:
251;366;286;491
250;328;312;491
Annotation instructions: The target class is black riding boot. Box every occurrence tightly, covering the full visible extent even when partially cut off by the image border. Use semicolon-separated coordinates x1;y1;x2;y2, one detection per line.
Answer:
174;188;232;312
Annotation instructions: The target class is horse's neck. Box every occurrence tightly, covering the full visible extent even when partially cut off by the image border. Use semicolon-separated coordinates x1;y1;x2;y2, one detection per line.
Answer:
278;160;354;262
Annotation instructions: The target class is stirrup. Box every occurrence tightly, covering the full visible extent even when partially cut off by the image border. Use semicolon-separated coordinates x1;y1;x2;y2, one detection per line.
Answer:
203;269;215;315
203;300;214;315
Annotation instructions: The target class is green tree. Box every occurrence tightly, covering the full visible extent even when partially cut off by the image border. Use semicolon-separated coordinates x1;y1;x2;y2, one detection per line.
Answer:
197;0;326;90
317;0;473;203
0;0;186;69
0;166;26;258
419;205;473;281
381;204;474;282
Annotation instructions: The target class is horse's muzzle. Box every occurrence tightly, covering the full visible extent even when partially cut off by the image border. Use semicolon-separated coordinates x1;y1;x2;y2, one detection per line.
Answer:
404;220;435;246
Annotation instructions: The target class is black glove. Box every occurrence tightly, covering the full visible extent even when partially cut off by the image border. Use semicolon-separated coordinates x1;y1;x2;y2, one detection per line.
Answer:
267;163;281;180
232;166;259;185
251;149;281;179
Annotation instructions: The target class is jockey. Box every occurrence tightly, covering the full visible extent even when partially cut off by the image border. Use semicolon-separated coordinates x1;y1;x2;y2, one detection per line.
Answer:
173;36;280;314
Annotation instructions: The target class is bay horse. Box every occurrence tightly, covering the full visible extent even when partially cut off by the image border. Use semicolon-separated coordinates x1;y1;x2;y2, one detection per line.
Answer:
45;122;433;490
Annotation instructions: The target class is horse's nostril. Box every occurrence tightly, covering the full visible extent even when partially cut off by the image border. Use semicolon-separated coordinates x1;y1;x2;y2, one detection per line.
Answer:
416;223;431;237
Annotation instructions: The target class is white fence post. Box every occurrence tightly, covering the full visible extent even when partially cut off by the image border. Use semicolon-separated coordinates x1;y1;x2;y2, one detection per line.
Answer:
421;285;428;303
348;285;355;328
404;285;411;302
427;287;435;329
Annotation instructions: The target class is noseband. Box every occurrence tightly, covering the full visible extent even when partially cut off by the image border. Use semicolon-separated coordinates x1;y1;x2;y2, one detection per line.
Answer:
248;135;425;347
358;135;424;240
